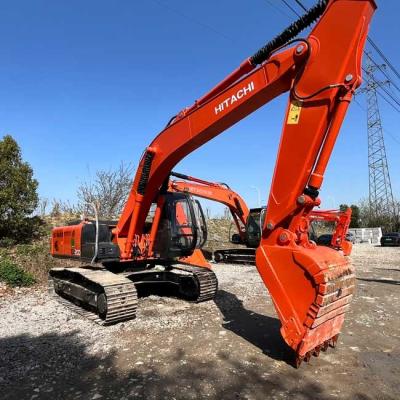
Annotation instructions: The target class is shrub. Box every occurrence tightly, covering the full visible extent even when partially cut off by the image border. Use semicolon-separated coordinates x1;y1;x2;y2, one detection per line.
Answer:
0;237;16;248
16;243;45;257
0;258;36;287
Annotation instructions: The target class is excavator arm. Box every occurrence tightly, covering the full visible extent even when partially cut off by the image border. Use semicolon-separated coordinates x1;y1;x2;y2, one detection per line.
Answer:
168;172;250;242
111;0;376;363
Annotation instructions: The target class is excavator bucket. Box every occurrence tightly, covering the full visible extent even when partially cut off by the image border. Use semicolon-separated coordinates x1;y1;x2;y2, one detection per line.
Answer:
256;243;355;366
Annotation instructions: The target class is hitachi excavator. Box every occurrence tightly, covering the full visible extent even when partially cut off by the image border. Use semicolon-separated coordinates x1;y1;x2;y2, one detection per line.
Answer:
168;171;250;244
49;0;376;367
168;172;353;264
309;208;353;254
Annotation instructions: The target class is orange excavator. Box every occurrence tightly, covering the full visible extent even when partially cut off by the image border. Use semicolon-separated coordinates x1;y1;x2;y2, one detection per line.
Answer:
169;171;250;243
49;0;376;366
309;208;353;255
169;172;353;264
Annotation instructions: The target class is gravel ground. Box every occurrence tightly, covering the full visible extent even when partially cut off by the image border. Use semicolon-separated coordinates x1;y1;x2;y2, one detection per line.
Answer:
0;244;399;400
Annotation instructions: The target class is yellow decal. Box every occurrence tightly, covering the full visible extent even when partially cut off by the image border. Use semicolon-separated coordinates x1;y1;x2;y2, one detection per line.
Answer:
287;100;302;125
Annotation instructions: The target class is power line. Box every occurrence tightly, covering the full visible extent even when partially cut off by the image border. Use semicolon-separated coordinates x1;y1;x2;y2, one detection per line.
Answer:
368;55;400;96
384;128;400;146
263;0;292;18
280;0;301;17
361;64;400;113
377;82;400;109
353;97;365;111
367;37;400;81
293;0;308;12
150;0;235;43
376;90;400;114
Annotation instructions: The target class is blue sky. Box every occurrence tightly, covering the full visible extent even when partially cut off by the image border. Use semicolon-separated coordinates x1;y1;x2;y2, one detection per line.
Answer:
1;0;399;216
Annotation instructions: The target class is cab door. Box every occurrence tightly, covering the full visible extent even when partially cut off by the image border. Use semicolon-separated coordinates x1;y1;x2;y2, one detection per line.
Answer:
154;193;199;259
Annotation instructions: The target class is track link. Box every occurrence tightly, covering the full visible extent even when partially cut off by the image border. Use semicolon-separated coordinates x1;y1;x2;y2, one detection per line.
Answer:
49;267;137;326
173;265;218;302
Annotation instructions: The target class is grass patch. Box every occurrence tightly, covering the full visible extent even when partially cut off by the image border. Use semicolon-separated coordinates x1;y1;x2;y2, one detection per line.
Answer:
16;243;46;257
0;258;36;287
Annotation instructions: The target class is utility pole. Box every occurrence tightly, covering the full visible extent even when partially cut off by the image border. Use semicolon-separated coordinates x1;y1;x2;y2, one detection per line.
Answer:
363;53;395;221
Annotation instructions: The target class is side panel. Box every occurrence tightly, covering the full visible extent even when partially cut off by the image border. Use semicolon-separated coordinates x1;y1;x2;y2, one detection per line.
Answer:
51;224;82;259
51;222;120;262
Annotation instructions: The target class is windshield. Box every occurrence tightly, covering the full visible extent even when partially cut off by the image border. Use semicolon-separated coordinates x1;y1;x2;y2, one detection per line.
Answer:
246;208;266;248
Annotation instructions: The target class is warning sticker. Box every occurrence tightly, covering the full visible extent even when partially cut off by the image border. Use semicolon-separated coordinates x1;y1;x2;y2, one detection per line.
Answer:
287;100;303;125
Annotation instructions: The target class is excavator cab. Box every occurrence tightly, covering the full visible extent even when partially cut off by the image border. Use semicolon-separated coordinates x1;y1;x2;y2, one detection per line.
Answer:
245;207;266;248
154;193;207;259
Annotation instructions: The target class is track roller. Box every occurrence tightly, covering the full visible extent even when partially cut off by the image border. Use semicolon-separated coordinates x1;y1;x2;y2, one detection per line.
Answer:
49;267;138;325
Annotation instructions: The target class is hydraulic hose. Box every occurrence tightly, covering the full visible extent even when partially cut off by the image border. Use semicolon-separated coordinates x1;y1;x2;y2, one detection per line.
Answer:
250;0;329;65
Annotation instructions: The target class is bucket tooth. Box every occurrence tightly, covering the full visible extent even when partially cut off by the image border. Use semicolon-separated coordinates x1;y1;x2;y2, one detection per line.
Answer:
329;334;339;348
312;345;322;357
294;355;304;369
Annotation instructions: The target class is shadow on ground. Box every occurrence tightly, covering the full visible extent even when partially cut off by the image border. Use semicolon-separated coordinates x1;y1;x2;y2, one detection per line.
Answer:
214;289;294;364
373;268;400;273
0;322;382;400
0;331;114;399
357;277;400;285
0;329;354;400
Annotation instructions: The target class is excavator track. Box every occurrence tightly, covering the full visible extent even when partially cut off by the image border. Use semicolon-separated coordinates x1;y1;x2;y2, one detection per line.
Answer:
214;248;256;264
172;265;218;302
48;267;138;325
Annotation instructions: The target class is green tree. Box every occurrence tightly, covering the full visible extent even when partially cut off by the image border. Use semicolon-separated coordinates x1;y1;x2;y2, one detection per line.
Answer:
349;205;361;228
339;203;360;228
357;198;399;232
0;135;40;244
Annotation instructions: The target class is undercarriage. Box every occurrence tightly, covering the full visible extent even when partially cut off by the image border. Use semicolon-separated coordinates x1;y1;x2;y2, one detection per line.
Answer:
214;248;256;264
49;264;218;325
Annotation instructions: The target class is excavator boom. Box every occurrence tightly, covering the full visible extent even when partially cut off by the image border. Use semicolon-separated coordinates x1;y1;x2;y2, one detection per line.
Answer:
50;0;376;366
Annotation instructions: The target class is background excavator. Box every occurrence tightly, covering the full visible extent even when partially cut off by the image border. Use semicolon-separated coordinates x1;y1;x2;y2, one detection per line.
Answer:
169;172;353;264
49;0;376;367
